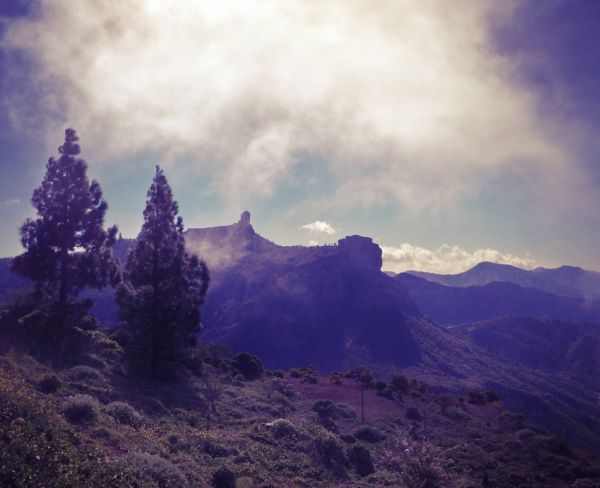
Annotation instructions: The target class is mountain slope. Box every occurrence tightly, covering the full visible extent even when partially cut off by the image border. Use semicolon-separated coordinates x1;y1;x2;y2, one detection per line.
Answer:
408;261;600;299
2;213;600;449
395;272;600;325
453;317;600;377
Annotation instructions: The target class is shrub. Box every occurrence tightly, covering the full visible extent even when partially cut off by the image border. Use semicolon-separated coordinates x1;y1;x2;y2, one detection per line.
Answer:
273;370;284;378
204;439;236;458
341;434;356;444
290;368;303;378
79;315;100;331
353;426;386;443
37;374;62;394
548;436;571;457
358;368;374;388
383;439;448;487
312;399;338;431
343;369;358;379
485;390;500;402
329;371;342;384
391;374;409;393
128;452;188;487
266;419;297;439
302;374;317;384
499;411;525;431
69;365;103;381
105;401;143;428
63;394;100;425
312;399;336;419
406;407;422;421
335;403;357;420
230;352;263;380
314;433;347;476
212;466;236;488
376;386;394;399
347;444;374;476
467;389;486;405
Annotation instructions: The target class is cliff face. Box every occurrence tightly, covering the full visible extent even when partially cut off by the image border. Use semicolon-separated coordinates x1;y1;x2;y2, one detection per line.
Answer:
184;212;385;274
338;235;383;271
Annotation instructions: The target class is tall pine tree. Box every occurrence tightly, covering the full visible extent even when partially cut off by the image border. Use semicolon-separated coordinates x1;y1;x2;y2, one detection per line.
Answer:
12;128;118;343
117;166;209;380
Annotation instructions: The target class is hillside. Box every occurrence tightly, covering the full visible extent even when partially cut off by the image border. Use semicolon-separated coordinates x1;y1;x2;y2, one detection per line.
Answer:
1;344;599;487
453;317;600;378
408;262;600;299
395;273;600;326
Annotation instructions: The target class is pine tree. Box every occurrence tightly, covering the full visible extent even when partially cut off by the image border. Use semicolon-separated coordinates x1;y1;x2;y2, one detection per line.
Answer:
117;166;209;380
12;128;118;345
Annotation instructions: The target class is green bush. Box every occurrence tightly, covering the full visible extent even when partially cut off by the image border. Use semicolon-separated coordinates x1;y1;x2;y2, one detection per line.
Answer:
353;426;386;443
391;374;409;393
212;466;236;488
347;443;374;476
358;368;374;388
314;432;347;476
128;452;189;487
312;399;336;419
68;365;104;381
204;439;237;458
467;389;486;405
230;352;263;380
406;407;422;420
37;374;62;394
485;390;500;402
376;386;394;399
290;368;303;378
105;401;143;428
267;418;297;439
63;394;100;425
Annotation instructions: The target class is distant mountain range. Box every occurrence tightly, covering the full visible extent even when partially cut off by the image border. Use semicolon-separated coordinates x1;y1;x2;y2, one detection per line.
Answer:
407;261;600;300
1;212;600;448
395;272;600;326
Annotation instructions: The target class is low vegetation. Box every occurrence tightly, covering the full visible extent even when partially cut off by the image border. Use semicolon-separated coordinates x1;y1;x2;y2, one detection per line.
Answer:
1;338;599;487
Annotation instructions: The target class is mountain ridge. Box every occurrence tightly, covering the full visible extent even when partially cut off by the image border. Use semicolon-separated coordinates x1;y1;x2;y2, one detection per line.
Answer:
407;261;600;299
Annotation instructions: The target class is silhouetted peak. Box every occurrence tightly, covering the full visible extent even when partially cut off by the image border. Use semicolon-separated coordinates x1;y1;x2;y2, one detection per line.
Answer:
239;210;251;226
337;235;382;271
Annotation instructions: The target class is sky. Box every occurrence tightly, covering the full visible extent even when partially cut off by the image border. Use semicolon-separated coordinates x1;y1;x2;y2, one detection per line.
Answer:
0;0;599;274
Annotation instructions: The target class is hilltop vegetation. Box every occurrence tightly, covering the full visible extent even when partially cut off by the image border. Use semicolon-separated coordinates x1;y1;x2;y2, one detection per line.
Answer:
1;335;599;487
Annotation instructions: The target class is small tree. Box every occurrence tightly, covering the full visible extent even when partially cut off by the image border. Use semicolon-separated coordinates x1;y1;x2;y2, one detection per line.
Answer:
12;128;118;350
117;166;209;380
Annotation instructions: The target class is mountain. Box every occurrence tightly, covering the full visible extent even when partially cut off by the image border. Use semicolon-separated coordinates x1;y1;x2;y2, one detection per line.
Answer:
189;213;423;371
453;316;600;378
2;212;600;448
183;215;600;448
408;261;600;299
395;272;600;326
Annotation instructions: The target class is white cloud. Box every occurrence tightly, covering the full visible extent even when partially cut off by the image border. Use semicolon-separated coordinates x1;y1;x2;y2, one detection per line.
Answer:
301;220;336;235
3;198;21;205
1;0;582;213
381;243;536;274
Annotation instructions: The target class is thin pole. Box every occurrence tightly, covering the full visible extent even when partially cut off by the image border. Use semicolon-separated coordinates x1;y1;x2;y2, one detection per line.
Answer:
361;387;365;424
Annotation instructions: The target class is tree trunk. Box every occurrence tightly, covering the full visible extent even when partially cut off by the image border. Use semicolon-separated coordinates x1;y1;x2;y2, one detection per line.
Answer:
55;246;69;363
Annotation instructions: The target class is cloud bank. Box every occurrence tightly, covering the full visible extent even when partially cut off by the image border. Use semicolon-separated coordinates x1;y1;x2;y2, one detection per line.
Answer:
381;243;536;274
1;0;580;213
301;220;336;235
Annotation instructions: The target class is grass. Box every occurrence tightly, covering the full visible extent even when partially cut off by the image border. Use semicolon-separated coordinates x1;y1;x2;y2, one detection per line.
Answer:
0;342;599;487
